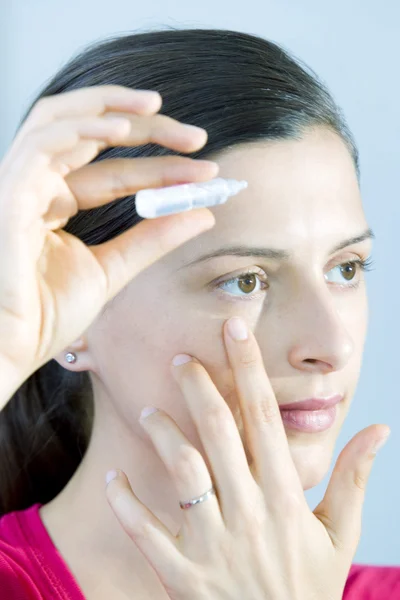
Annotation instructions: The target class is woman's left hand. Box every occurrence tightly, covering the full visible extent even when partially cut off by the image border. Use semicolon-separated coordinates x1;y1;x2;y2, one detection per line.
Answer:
105;316;390;600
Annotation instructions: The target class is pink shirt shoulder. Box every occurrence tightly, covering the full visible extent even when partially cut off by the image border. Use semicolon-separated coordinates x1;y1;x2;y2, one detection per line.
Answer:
0;503;85;599
344;562;400;599
0;502;399;599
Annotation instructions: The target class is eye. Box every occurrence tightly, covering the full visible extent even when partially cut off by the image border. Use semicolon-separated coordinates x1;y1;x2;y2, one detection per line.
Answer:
213;257;374;301
216;269;269;300
325;257;374;287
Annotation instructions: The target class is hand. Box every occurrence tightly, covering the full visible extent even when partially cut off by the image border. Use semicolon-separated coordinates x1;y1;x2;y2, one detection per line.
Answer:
105;316;390;600
0;85;218;405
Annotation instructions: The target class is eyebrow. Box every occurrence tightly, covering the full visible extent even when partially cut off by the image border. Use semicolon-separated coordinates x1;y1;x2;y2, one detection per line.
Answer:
178;228;375;269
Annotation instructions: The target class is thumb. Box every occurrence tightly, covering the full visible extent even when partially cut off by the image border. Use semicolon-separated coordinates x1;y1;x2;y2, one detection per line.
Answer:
91;207;215;304
313;424;390;554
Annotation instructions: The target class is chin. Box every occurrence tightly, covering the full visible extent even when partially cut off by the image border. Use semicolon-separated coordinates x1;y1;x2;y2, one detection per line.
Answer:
299;469;327;491
289;440;334;491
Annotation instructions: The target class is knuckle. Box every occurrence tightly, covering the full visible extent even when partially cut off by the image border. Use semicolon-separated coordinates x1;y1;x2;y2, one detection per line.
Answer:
235;511;268;543
30;97;52;120
247;394;280;424
22;124;67;160
353;470;368;492
315;508;353;553
156;113;175;127
268;490;302;517
232;489;266;530
238;348;259;370
157;156;195;187
172;444;204;486
164;564;199;598
176;361;203;384
128;519;154;542
109;170;128;195
246;519;267;543
150;114;176;138
202;404;232;437
22;129;46;154
280;491;303;514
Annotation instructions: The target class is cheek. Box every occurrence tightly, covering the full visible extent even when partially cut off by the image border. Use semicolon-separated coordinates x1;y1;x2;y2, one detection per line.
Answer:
123;308;233;397
343;289;369;351
154;313;241;416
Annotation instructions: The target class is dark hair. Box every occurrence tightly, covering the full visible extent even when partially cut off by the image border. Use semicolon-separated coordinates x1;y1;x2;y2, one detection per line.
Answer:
0;27;359;516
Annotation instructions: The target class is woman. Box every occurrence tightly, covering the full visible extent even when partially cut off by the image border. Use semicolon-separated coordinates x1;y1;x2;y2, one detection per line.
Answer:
0;27;398;599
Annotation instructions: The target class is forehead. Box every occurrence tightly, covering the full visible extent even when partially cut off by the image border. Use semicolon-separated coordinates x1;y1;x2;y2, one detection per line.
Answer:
204;127;365;248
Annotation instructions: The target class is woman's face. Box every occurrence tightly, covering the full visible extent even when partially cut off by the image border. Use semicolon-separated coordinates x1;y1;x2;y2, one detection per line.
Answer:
81;126;372;491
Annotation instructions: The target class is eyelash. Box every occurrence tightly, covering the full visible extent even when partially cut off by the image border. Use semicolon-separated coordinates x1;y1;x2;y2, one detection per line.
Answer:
214;257;375;302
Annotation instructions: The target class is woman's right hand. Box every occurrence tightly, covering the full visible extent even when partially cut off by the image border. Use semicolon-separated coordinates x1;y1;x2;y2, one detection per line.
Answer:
0;85;219;407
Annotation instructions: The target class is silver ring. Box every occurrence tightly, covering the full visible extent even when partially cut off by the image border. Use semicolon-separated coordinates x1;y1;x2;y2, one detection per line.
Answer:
179;486;216;510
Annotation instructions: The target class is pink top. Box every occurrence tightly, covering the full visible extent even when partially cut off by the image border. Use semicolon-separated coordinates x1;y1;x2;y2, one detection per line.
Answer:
0;503;399;599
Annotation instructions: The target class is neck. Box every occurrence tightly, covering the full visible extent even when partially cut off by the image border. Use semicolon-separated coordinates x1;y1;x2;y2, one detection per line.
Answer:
40;388;186;599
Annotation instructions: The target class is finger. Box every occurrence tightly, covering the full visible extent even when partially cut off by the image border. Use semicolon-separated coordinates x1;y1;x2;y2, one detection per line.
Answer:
313;424;390;556
0;117;138;227
105;469;185;581
90;207;216;307
17;85;163;136
66;156;219;208
2;116;216;227
138;407;224;543
223;317;304;503
103;111;209;153
23;113;208;162
51;139;102;175
171;355;259;525
51;108;208;168
40;155;218;232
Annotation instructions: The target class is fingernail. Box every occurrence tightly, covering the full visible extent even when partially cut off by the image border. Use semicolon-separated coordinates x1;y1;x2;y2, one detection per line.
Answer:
227;316;248;341
372;431;391;454
105;469;118;486
140;406;159;421
196;160;220;172
172;354;193;366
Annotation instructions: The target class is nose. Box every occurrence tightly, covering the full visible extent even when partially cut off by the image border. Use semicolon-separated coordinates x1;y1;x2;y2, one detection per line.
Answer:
286;284;355;374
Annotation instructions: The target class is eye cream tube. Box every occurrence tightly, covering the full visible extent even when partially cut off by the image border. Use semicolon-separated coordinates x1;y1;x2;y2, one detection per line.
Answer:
135;177;248;219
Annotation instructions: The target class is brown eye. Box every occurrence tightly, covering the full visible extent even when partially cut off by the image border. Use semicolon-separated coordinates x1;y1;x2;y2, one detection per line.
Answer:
325;261;363;286
217;270;268;298
340;262;357;281
238;273;258;293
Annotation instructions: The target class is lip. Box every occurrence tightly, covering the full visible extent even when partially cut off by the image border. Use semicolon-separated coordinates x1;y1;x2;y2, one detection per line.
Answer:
278;395;343;433
278;395;343;411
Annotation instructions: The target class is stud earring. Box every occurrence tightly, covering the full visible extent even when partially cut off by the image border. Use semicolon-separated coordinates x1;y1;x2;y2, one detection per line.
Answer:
65;352;77;364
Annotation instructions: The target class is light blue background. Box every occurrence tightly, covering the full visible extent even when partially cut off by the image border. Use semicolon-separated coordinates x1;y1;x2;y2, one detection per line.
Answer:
1;0;399;565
